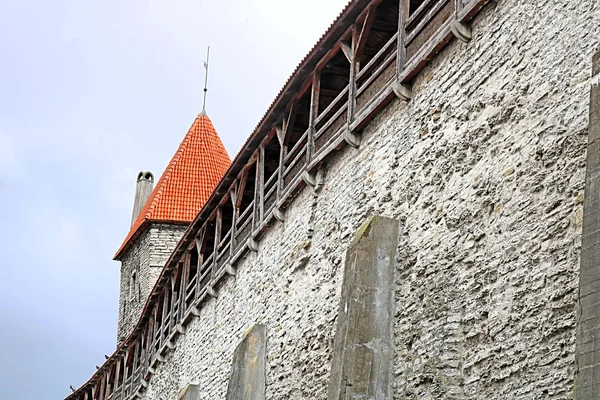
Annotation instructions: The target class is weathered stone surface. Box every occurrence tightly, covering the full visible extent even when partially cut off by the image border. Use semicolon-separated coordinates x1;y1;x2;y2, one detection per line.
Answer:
117;223;187;342
226;324;266;400
576;47;600;400
136;1;599;399
328;216;399;400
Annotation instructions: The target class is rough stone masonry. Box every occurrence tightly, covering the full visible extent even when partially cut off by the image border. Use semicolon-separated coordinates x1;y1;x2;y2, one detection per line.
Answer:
117;223;187;343
130;0;599;399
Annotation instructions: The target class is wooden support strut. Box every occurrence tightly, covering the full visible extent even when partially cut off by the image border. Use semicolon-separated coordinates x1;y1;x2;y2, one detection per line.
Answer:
355;0;380;60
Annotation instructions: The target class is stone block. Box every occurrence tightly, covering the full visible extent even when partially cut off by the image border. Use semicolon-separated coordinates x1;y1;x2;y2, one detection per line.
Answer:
327;216;399;400
226;324;267;400
577;48;600;400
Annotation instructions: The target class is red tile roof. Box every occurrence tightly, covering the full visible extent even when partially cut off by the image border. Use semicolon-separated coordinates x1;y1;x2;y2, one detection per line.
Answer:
114;113;231;260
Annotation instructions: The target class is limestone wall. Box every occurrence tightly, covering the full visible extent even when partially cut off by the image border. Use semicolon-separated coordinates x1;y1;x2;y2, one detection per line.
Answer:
139;0;599;398
117;223;187;343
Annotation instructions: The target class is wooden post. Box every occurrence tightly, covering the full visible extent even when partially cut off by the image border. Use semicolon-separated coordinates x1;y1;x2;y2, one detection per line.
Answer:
251;157;259;232
169;273;178;331
123;349;130;394
114;357;121;394
213;209;222;278
103;371;110;400
308;72;321;161
180;255;190;314
229;189;238;254
161;289;169;345
275;123;285;200
397;0;407;77
347;25;359;123
258;146;266;224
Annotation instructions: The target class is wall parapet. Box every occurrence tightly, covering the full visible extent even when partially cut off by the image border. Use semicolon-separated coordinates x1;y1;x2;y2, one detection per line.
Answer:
66;0;490;398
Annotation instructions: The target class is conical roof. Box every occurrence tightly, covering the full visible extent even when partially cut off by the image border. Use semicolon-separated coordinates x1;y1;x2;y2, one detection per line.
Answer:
114;114;231;260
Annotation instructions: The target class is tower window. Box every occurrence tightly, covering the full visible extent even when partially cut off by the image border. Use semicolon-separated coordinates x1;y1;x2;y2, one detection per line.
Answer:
129;271;137;301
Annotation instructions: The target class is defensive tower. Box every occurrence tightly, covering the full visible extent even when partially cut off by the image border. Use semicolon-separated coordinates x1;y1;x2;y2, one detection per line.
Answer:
114;114;230;343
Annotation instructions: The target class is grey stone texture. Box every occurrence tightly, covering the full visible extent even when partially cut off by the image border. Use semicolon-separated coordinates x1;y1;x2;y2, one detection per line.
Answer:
117;223;187;343
226;324;267;400
328;216;399;400
132;0;599;399
576;47;600;400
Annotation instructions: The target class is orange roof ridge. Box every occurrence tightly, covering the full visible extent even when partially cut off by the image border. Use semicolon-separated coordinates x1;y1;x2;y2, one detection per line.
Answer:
114;114;231;260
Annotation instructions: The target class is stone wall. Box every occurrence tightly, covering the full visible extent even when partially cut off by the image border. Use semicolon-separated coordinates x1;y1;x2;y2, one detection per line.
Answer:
137;0;599;398
117;223;187;343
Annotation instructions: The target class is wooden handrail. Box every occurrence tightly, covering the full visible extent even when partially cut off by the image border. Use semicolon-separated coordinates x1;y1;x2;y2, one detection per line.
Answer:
356;32;398;81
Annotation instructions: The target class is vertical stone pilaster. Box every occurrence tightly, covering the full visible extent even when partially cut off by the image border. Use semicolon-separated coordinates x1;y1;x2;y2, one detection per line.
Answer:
226;324;267;400
577;48;600;400
327;216;399;400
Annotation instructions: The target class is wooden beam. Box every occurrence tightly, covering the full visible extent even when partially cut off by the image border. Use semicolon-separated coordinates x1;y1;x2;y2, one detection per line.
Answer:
397;0;407;77
229;187;238;254
251;154;260;232
347;24;359;122
356;2;378;60
308;72;320;160
275;124;284;146
236;174;248;209
340;40;353;62
258;146;266;223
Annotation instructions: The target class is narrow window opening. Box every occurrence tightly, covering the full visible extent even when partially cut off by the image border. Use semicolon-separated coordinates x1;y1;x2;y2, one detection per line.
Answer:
129;271;137;301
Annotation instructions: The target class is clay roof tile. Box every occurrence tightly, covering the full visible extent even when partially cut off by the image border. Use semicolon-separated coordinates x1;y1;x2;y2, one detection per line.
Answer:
114;114;230;260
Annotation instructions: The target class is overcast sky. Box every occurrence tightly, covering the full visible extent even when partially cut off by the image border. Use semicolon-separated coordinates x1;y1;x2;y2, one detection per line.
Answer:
0;0;349;398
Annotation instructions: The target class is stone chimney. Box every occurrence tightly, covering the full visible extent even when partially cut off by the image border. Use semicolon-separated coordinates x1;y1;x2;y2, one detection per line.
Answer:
131;171;154;226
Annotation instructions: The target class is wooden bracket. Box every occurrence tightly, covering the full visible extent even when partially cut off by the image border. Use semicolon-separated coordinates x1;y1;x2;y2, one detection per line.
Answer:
275;124;284;146
451;20;472;43
356;1;379;59
207;285;218;298
343;129;361;148
302;170;318;187
166;340;175;350
340;40;353;62
225;264;237;277
393;82;412;101
156;354;165;363
175;324;186;335
273;206;285;222
247;237;259;252
191;307;201;318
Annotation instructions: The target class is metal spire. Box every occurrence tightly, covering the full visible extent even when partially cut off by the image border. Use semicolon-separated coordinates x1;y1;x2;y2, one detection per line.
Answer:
201;46;210;115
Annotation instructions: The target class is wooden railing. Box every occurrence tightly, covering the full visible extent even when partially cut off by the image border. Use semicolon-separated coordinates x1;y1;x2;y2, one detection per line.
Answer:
67;1;490;398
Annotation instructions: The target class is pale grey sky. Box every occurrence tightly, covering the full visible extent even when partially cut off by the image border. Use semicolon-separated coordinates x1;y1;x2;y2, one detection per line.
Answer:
0;0;348;398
